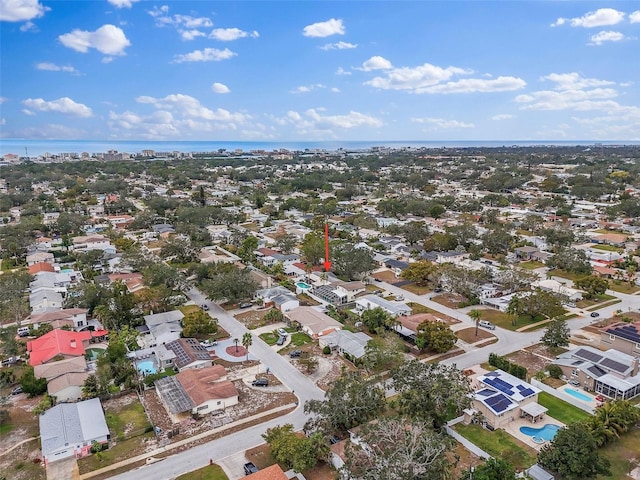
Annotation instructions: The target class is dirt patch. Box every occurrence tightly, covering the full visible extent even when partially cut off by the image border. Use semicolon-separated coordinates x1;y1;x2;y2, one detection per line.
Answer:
522;344;567;360
456;327;495;344
431;294;464;309
235;309;275;329
225;345;247;357
506;346;555;375
371;270;402;284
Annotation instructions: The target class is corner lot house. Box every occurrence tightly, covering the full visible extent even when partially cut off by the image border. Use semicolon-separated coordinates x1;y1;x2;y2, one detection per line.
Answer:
600;321;640;357
39;397;109;464
285;306;343;339
554;346;640;400
466;370;545;430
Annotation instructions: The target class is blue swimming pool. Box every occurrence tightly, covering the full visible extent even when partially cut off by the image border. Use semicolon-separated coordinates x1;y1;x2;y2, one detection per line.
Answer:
137;359;157;375
520;424;561;441
564;387;592;402
296;281;311;290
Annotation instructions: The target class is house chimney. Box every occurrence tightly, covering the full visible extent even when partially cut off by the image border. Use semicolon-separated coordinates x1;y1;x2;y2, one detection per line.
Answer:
632;357;639;377
70;339;77;349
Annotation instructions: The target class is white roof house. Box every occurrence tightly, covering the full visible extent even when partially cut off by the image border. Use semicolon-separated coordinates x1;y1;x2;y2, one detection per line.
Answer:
39;397;109;464
354;295;412;317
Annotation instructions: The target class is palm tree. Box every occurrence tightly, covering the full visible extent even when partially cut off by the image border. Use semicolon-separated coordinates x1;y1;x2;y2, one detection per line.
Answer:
506;295;520;326
242;332;253;362
469;309;482;337
233;337;239;353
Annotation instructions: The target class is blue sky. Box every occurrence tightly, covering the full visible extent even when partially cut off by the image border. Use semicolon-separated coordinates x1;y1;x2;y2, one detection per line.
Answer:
1;0;639;142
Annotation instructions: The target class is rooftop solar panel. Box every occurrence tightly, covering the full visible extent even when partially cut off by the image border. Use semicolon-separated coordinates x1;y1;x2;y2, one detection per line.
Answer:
476;388;496;397
575;348;603;363
609;325;640;343
519;388;535;397
485;394;513;413
600;357;629;373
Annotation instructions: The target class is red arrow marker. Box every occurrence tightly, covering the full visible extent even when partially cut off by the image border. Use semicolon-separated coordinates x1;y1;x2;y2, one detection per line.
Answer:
323;223;331;272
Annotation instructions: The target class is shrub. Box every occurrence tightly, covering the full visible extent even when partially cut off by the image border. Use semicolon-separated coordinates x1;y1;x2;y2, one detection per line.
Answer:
548;364;563;379
322;346;331;355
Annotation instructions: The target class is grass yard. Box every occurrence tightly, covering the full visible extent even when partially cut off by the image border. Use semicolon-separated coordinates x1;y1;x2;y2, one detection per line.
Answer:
586;299;621;311
176;464;229;480
179;305;202;315
104;397;151;441
401;283;432;295
472;309;521;331
454;423;537;471
519;261;545;270
608;281;640;294
0;423;12;435
78;432;156;474
537;391;591;424
591;244;623;253
289;332;313;347
598;428;640;479
259;331;279;346
576;293;617;309
456;327;495;344
407;302;459;324
547;269;586;282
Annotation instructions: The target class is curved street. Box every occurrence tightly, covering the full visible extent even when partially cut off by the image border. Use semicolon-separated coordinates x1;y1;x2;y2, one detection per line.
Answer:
109;279;637;479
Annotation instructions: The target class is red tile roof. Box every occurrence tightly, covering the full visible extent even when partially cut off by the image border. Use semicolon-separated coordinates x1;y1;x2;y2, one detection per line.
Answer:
29;262;55;274
245;464;288;480
27;329;108;366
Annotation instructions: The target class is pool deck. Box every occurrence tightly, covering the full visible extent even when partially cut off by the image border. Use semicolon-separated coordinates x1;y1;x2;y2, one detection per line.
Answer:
555;384;600;410
503;417;566;451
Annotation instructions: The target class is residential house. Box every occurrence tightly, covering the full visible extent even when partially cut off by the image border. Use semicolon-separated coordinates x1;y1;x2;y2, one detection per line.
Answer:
24;308;90;330
393;312;443;343
383;259;409;277
531;279;583;303
29;290;64;313
155;365;238;416
319;329;372;361
553;346;640;399
311;281;366;306
514;246;541;261
28;262;56;275
255;248;300;268
72;234;116;254
140;310;184;347
354;295;412;318
26;251;55;266
284;307;343;339
593;233;627;247
465;370;545;430
27;329;108;366
601;321;640;357
165;338;213;371
107;273;145;293
255;286;299;312
39;397;109;464
34;356;89;402
244;464;289;480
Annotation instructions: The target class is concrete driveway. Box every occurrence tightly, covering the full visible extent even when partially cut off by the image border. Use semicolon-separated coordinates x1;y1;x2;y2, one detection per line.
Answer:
46;457;79;480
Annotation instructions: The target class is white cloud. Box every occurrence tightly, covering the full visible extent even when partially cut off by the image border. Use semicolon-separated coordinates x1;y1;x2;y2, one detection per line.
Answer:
550;17;565;27
365;62;468;91
107;0;140;8
330;87;340;93
22;109;35;116
491;114;514;121
631;11;640;23
360;56;393;71
19;20;37;31
173;47;236;63
135;93;248;122
412;117;475;129
320;41;357;51
147;5;169;17
558;8;626;28
22;97;93;117
588;30;626;45
273;108;382;137
542;72;615;90
209;28;259;41
211;82;230;94
418;76;526;94
0;97;6;104
290;84;326;94
0;0;49;22
180;29;205;41
158;14;213;28
302;18;345;38
35;62;78;73
336;67;351;76
59;24;131;56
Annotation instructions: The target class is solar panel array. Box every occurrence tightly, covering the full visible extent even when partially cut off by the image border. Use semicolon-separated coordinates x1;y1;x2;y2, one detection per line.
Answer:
609;324;640;344
575;348;603;363
484;377;515;397
485;393;513;413
516;384;536;397
600;357;628;374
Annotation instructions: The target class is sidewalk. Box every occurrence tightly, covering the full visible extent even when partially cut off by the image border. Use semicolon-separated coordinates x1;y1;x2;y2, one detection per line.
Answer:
79;402;298;480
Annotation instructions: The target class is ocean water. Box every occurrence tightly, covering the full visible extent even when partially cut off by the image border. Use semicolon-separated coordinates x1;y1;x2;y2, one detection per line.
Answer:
1;139;636;157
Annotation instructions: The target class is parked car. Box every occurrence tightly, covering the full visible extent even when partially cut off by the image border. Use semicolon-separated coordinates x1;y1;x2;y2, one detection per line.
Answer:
239;302;252;309
569;379;580;386
590;312;600;318
17;326;30;337
329;435;341;445
277;328;288;337
478;320;496;330
289;350;302;358
374;278;382;282
11;386;23;395
395;294;404;301
244;462;259;475
276;335;286;346
200;304;209;311
199;339;217;348
252;378;268;387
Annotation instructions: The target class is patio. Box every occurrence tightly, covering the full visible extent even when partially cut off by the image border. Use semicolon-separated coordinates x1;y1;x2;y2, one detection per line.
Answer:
554;383;600;410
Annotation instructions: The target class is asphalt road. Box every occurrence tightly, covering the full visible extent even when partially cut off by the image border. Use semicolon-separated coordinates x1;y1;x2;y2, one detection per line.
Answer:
109;278;639;479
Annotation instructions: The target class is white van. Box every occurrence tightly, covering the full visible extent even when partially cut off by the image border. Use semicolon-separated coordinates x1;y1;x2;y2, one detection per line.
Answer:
17;326;30;337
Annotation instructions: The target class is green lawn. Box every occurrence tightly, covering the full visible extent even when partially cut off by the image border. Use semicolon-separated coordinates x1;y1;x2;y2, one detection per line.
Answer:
472;309;541;332
78;432;155;474
407;302;444;316
576;293;617;309
401;283;432;295
289;332;313;347
179;305;202;315
454;423;538;470
608;281;640;294
259;332;278;346
0;422;13;435
537;391;591;424
176;464;229;480
591;244;623;253
519;261;545;270
547;270;587;282
598;428;640;479
105;399;151;441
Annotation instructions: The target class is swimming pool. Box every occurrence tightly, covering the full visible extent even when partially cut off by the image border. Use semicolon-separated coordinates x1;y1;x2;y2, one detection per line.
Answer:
85;347;105;361
519;424;561;441
296;281;311;290
137;359;157;375
564;387;592;402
